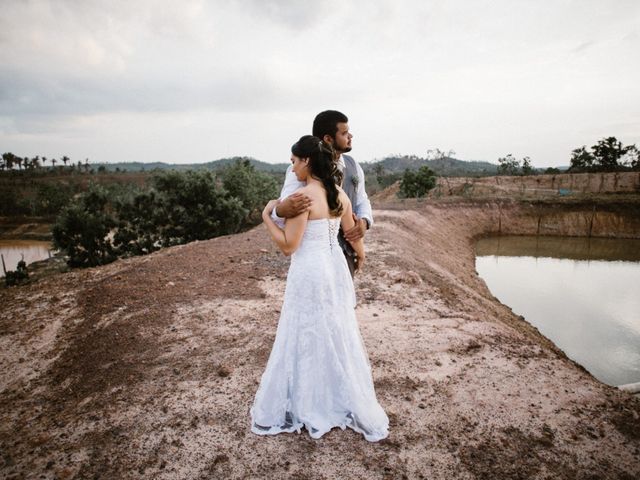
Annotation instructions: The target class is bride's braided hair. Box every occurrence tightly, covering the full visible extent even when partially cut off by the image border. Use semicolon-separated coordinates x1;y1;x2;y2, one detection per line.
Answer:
291;135;344;217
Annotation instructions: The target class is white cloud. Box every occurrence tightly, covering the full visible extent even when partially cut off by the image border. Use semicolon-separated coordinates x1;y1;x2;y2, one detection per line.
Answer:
1;0;639;166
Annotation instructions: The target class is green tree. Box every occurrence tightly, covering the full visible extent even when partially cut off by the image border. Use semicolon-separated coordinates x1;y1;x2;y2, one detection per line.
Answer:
497;154;521;175
569;146;595;172
113;189;164;255
626;146;640;171
219;159;279;224
34;183;74;215
591;137;631;171
398;166;437;198
152;170;247;243
569;137;637;172
52;184;117;267
521;156;534;175
3;152;18;170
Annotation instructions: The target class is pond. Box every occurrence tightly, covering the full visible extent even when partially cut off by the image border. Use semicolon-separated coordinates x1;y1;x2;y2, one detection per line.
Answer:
0;240;54;274
475;235;640;387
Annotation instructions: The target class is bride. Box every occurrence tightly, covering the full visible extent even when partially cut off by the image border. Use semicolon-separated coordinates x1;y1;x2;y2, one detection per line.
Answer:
250;135;389;442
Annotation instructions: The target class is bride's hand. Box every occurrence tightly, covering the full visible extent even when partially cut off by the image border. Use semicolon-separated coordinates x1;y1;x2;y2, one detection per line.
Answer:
262;199;279;219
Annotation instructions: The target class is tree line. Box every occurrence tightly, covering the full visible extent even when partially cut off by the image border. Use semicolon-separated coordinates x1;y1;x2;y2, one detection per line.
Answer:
568;137;639;172
1;153;91;172
495;136;640;176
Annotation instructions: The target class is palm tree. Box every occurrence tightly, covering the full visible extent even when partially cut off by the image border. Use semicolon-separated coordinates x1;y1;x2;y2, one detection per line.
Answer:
3;152;18;170
62;155;70;168
84;158;90;172
42;156;47;169
51;158;57;168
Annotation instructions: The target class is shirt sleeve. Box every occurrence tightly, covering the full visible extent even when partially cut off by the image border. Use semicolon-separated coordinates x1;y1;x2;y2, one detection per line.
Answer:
353;161;373;228
271;165;305;227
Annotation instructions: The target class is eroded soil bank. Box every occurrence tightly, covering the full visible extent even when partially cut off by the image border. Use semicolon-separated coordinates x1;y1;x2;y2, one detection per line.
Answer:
1;200;639;479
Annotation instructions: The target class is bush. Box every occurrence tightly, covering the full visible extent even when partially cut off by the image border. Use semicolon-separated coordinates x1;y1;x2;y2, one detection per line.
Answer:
219;159;279;224
0;187;31;216
4;260;29;286
113;189;164;255
151;170;247;243
398;166;437;198
34;183;74;215
52;167;274;269
52;184;117;268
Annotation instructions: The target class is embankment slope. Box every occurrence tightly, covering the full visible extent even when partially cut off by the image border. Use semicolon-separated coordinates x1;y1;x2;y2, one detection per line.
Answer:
1;200;639;479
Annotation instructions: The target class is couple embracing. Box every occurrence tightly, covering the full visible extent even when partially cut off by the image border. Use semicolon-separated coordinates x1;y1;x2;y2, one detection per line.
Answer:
250;110;389;442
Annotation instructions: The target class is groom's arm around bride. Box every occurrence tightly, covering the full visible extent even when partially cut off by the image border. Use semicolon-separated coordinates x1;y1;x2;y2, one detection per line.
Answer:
271;110;373;245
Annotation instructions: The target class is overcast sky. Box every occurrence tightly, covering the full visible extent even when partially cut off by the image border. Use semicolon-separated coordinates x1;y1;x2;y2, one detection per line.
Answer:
1;0;639;167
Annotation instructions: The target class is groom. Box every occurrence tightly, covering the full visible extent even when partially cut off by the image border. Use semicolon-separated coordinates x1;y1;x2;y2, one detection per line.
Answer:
271;110;373;274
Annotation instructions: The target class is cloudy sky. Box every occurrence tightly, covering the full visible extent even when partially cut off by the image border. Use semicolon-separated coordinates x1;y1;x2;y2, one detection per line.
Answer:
1;0;639;167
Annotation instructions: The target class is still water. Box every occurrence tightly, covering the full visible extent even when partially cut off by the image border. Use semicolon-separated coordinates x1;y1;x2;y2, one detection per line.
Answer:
475;236;640;387
0;240;53;273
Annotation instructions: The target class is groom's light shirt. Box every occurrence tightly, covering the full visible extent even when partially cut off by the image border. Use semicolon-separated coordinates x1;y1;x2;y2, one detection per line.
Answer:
271;154;373;229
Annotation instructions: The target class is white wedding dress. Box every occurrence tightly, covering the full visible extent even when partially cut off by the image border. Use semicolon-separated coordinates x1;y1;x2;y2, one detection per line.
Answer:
250;218;389;442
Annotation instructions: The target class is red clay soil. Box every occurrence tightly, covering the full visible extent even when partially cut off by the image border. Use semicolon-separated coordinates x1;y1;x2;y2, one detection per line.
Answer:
1;200;639;479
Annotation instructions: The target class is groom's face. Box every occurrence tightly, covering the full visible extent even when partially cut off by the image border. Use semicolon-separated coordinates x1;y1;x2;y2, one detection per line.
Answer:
328;122;352;154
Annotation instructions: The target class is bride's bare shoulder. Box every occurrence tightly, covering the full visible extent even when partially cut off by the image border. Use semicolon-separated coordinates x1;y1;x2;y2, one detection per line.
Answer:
300;183;325;197
336;186;351;206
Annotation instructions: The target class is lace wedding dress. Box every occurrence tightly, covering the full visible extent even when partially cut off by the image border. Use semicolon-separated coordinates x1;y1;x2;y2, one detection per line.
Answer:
250;218;389;442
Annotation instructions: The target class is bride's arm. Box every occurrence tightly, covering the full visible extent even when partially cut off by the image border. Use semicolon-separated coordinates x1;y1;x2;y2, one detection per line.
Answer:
340;194;365;271
262;200;308;256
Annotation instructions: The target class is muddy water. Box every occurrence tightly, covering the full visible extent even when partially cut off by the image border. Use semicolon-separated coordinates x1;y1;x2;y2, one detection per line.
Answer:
0;240;53;273
476;235;640;387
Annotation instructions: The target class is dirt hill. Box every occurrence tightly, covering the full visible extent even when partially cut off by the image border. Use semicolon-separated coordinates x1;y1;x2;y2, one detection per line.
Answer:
1;199;639;479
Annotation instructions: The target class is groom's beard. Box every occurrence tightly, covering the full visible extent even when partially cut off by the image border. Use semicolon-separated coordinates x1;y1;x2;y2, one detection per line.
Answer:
336;145;352;154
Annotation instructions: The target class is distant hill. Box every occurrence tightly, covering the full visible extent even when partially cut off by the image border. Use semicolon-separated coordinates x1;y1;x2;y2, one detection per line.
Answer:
362;155;499;177
93;155;567;177
93;157;289;173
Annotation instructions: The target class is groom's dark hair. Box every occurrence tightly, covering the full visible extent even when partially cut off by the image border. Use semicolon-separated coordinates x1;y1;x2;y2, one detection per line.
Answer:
312;110;348;140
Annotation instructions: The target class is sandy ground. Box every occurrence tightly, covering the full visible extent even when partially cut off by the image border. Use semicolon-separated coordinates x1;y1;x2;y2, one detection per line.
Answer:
1;200;639;480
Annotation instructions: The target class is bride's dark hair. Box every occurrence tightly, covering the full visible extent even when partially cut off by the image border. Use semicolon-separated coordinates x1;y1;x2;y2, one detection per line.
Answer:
291;135;343;217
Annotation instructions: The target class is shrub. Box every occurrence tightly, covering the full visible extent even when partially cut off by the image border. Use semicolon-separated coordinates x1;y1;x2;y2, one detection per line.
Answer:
398;166;437;198
219;159;279;224
52;184;117;268
151;170;247;243
34;183;74;215
4;260;29;286
52;168;270;268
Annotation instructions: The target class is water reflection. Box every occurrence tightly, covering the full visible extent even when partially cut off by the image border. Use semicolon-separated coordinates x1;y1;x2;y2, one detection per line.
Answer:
0;240;53;273
476;235;640;262
476;235;640;387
